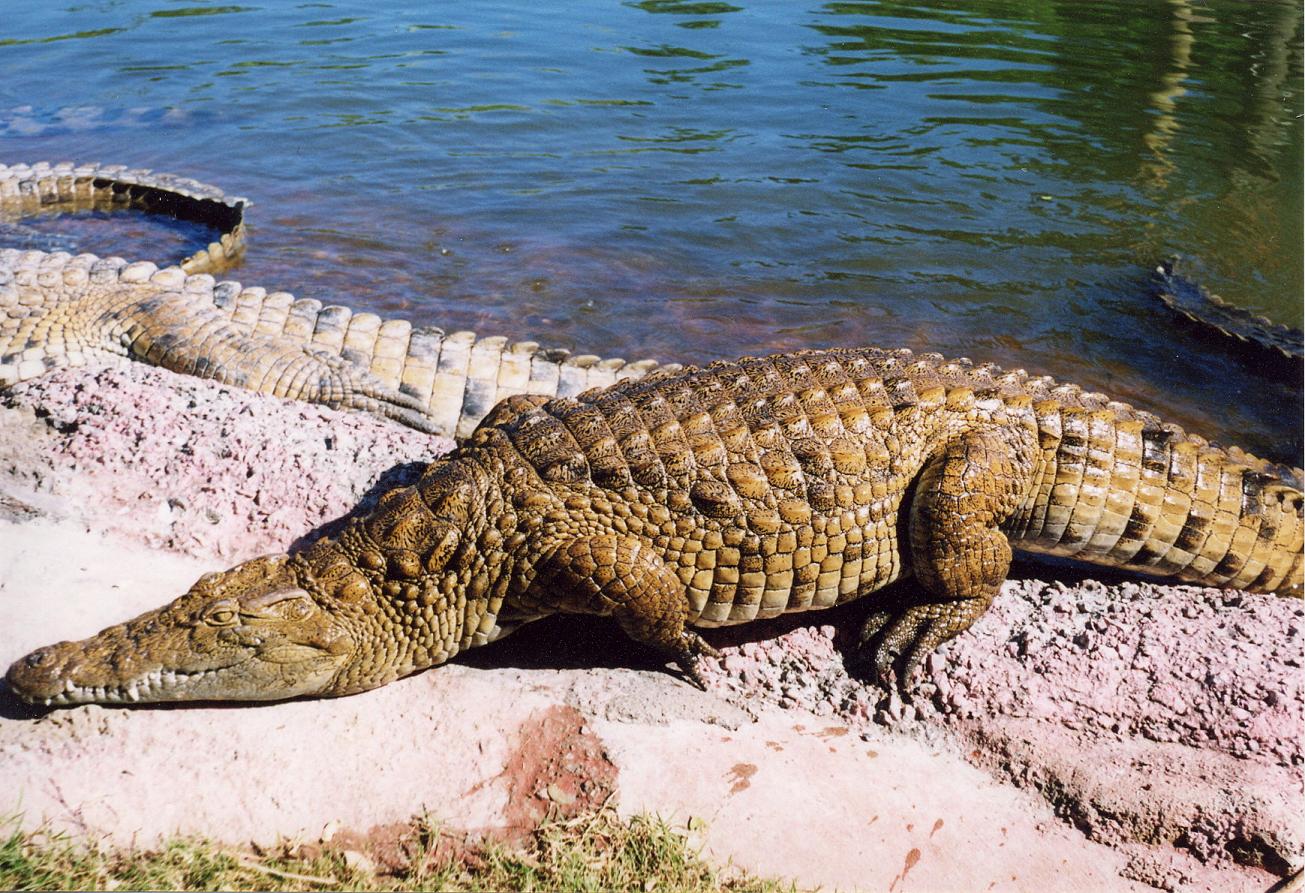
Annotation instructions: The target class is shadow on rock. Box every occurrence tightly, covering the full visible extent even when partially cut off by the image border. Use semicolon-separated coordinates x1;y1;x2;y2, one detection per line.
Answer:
288;460;430;552
455;615;671;676
0;682;54;721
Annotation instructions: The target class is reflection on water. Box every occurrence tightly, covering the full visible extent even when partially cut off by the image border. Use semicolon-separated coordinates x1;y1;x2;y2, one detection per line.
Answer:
1;0;1300;459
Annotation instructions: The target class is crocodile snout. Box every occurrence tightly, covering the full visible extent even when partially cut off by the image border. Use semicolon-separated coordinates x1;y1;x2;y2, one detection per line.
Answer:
6;643;71;702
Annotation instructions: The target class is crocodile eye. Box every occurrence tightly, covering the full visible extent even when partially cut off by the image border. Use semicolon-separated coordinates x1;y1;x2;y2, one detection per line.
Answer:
281;598;313;620
205;607;238;626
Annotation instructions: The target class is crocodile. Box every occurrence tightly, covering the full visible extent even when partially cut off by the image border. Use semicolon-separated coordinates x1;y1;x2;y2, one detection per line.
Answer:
6;162;1295;441
7;346;1302;706
1;161;670;438
1153;258;1304;366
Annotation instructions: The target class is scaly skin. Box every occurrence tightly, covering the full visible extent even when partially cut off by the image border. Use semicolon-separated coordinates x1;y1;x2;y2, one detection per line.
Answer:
1154;259;1304;365
1;162;669;437
7;347;1302;706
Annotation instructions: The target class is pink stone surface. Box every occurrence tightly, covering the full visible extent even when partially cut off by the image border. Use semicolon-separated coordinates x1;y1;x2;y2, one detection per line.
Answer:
0;363;1300;891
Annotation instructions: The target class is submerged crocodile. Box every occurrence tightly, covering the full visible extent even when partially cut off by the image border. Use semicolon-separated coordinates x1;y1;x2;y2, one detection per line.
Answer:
1;162;669;438
1153;259;1304;367
7;346;1302;705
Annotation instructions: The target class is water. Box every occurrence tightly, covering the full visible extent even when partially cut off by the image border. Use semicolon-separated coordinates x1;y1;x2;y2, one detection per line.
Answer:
2;0;1301;459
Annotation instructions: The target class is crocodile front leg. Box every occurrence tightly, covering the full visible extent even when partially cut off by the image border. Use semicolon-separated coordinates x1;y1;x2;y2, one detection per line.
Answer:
530;534;720;688
860;424;1039;687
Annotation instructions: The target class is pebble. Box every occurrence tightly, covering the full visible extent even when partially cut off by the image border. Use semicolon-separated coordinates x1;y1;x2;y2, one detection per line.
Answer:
546;783;576;805
342;850;376;874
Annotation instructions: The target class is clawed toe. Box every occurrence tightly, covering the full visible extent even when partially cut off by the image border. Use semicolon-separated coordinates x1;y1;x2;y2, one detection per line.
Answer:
303;345;440;434
673;632;718;690
694;639;721;661
677;659;709;691
853;603;962;695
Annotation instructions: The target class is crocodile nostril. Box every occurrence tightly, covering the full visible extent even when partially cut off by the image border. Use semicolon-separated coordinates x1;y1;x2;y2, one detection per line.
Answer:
24;648;56;669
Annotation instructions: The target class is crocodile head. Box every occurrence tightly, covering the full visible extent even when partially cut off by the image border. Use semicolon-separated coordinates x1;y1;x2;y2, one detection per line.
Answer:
6;554;358;706
7;455;507;708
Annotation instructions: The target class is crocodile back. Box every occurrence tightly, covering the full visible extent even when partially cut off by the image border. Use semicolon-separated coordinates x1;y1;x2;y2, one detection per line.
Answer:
480;346;1304;621
482;347;1008;624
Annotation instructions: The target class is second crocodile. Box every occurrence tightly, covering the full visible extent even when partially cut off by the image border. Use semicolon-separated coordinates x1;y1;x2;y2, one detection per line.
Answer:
1153;258;1304;367
1;162;670;438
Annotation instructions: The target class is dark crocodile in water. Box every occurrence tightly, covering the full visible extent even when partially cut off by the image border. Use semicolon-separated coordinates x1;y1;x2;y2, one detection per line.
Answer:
1153;259;1304;367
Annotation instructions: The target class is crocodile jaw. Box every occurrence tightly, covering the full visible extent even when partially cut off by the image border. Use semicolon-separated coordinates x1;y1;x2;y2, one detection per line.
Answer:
6;638;352;706
5;555;357;706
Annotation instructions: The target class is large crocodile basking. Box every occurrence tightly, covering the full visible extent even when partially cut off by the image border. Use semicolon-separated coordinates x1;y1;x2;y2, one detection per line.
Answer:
7;347;1303;705
2;162;1302;707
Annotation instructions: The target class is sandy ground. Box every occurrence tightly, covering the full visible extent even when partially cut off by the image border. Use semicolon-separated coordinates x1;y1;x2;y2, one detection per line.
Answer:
1;364;1301;892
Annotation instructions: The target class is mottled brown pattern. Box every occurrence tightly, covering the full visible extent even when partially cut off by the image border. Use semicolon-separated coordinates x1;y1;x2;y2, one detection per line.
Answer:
8;347;1301;706
1;162;668;437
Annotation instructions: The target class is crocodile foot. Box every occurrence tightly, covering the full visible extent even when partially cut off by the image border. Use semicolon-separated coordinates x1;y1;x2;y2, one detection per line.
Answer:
855;604;934;694
852;594;989;696
672;632;721;691
305;347;440;435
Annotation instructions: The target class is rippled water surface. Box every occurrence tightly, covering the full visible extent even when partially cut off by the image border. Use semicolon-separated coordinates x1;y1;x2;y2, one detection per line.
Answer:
2;1;1301;457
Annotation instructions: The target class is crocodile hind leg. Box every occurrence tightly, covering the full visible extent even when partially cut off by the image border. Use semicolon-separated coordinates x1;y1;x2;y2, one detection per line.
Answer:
533;534;720;688
860;427;1037;689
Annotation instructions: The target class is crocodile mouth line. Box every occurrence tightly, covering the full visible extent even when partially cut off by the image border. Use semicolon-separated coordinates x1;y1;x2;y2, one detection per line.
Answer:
31;665;236;707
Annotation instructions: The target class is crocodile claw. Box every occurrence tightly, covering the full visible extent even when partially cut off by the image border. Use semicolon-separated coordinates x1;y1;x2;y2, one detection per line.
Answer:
673;632;720;691
854;603;951;696
306;347;441;435
354;383;442;435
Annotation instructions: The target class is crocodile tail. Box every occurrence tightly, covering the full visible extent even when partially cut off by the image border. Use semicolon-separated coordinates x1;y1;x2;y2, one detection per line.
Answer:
2;161;674;438
1007;399;1304;596
0;161;246;273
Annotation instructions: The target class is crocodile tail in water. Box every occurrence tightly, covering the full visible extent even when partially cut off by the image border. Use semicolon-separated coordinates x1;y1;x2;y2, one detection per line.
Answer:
0;160;247;274
1153;258;1304;366
1;161;672;437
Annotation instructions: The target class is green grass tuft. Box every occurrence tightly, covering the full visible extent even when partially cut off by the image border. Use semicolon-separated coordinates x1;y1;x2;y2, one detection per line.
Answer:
0;810;799;892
